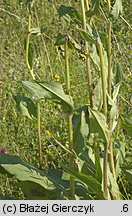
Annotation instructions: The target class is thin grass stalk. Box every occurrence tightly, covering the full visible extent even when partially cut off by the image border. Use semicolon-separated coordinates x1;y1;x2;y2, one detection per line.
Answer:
107;0;112;98
26;6;42;169
107;0;116;180
97;39;108;199
65;37;75;200
81;0;93;108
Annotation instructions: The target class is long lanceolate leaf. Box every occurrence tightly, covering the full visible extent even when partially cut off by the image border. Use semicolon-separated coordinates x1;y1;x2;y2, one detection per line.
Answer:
89;108;110;144
73;110;89;156
0;154;69;199
22;81;74;113
62;164;104;199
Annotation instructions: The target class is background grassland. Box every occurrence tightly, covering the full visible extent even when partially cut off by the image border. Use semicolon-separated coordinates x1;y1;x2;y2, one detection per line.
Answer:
0;0;131;199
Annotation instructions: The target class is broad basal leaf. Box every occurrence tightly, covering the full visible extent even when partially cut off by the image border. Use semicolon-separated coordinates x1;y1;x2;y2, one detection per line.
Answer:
19;181;60;200
0;154;69;199
89;108;110;144
22;81;74;113
13;94;37;120
0;154;55;190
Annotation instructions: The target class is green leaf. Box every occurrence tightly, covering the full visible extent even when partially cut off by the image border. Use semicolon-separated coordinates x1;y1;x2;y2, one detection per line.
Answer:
107;84;120;127
122;165;132;185
107;93;117;120
110;0;123;20
93;78;103;111
0;154;54;190
95;152;102;184
112;83;120;102
114;63;124;84
77;28;97;44
57;5;81;23
108;165;122;199
0;154;69;197
114;140;126;178
13;94;37;120
62;164;104;199
73;110;89;156
22;81;74;113
89;108;110;144
89;44;100;71
55;33;66;46
19;181;60;200
86;0;100;17
119;114;132;137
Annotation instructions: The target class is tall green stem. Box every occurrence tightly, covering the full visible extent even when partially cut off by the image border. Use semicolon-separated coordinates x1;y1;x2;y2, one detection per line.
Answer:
107;9;112;97
107;0;116;179
26;8;42;169
37;102;42;168
65;37;75;200
26;13;35;80
97;39;108;199
85;0;89;11
97;40;107;116
81;0;93;108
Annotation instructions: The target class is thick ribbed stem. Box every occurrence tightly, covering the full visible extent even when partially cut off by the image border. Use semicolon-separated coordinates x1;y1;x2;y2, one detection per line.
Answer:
81;0;93;108
107;0;116;180
26;7;42;169
97;39;108;199
65;38;75;200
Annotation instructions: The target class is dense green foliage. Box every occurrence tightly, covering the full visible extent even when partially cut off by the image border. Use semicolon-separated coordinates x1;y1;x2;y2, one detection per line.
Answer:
0;0;131;200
